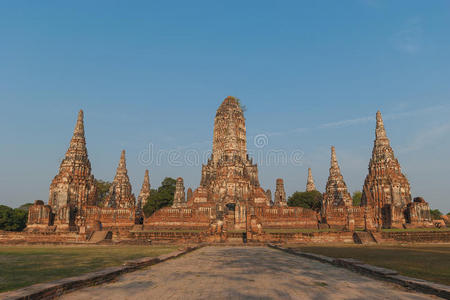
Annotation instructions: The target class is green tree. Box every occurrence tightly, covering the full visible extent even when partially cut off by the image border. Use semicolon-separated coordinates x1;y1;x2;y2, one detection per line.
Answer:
95;179;112;205
143;177;177;217
287;191;322;212
352;191;362;206
0;205;28;232
17;203;34;212
430;209;443;220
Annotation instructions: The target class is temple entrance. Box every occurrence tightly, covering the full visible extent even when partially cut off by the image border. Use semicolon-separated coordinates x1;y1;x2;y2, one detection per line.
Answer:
381;205;392;228
224;203;236;230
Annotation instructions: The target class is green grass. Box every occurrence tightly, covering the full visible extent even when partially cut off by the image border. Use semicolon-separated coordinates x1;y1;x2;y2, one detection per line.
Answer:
289;244;450;285
0;245;177;293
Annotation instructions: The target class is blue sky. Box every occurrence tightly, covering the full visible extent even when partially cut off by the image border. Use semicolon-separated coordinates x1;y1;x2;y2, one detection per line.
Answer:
1;1;450;212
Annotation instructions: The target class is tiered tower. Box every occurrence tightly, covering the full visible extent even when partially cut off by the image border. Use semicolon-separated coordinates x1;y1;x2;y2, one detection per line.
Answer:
266;189;272;205
323;146;352;208
104;150;136;209
274;179;287;207
361;111;412;208
187;188;193;203
48;110;97;230
306;168;316;192
137;170;151;214
199;97;265;206
172;177;186;207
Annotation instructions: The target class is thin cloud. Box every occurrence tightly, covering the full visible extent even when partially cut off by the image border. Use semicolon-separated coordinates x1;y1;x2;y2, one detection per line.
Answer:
398;123;450;153
392;17;423;54
319;104;449;130
319;116;374;129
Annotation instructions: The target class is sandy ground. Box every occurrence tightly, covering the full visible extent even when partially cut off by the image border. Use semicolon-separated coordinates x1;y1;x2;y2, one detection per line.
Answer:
62;246;436;300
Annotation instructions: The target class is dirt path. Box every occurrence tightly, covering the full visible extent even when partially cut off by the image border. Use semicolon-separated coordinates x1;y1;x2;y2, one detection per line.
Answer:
62;246;435;300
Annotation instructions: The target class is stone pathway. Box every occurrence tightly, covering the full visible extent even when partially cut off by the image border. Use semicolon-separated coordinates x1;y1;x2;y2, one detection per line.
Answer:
63;246;435;300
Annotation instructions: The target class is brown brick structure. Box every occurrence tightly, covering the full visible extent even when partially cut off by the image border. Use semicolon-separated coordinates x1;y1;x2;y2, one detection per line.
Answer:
361;111;432;229
145;97;319;233
25;100;434;241
306;168;316;192
26;111;136;235
136;170;151;218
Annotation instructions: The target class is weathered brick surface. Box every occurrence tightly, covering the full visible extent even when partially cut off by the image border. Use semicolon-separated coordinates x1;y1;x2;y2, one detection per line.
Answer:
381;231;450;243
361;111;433;229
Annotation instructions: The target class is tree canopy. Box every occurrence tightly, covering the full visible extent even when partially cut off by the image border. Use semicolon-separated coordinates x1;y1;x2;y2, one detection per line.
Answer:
430;209;443;220
352;191;362;206
287;191;322;212
95;179;112;206
143;177;177;217
0;205;28;232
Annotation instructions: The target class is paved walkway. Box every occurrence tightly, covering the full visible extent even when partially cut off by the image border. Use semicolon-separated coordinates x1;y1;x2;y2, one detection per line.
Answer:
63;246;435;300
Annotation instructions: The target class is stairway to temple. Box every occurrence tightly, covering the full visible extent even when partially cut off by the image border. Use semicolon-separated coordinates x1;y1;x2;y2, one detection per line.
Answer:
88;231;112;243
353;231;377;244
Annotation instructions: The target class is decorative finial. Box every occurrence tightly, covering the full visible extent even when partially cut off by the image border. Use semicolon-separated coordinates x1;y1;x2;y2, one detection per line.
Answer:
73;109;85;137
375;111;387;139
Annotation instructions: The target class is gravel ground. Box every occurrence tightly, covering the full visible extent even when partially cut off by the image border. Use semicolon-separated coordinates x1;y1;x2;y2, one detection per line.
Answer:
62;246;436;300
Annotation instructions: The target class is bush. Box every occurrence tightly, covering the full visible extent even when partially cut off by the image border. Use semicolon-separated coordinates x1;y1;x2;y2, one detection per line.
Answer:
287;191;322;212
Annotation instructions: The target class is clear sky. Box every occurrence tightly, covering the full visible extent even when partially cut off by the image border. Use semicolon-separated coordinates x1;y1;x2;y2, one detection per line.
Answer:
1;1;449;213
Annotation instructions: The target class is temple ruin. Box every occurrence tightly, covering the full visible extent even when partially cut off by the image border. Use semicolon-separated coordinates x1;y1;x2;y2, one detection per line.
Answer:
26;97;435;241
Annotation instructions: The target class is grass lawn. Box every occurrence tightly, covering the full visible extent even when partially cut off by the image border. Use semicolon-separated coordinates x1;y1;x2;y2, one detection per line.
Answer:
289;244;450;285
0;245;177;293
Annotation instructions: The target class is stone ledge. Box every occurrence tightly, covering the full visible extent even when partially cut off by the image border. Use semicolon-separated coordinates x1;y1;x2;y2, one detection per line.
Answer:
0;246;201;300
267;244;450;299
386;275;450;299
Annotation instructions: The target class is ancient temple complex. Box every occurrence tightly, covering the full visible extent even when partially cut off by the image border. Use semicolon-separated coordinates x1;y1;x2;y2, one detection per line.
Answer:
26;97;434;239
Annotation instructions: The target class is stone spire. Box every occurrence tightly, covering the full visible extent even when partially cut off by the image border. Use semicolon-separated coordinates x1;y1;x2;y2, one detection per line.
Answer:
61;110;90;174
323;146;352;208
187;188;193;203
361;111;412;208
104;150;136;209
212;96;247;164
199;96;262;206
306;168;316;192
274;179;287;207
172;177;186;208
266;189;272;205
47;110;97;231
137;170;151;214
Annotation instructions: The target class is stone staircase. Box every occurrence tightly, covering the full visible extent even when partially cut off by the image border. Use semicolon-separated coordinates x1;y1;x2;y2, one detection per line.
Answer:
353;231;377;245
88;231;112;244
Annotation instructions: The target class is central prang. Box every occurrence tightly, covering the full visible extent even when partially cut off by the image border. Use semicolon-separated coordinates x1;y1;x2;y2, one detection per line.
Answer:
200;96;267;206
